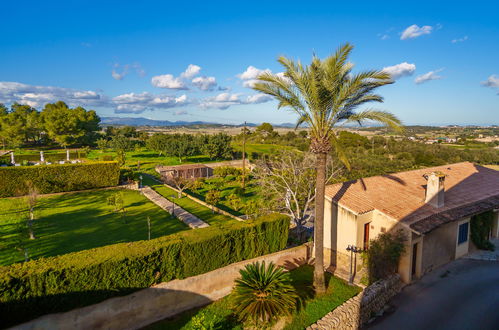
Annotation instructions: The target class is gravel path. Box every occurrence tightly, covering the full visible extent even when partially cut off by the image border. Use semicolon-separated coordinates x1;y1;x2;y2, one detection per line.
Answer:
140;186;209;229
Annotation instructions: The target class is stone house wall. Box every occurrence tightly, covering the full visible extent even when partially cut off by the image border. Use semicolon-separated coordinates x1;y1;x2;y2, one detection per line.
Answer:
308;274;403;330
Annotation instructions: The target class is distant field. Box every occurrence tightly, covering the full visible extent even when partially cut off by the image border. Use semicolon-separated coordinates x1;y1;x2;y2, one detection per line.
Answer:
0;189;188;266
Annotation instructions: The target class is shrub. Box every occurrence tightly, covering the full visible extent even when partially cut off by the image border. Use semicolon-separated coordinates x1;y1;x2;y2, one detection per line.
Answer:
214;166;242;177
0;162;120;197
232;261;298;324
362;230;406;284
0;213;289;327
470;211;495;251
100;155;114;161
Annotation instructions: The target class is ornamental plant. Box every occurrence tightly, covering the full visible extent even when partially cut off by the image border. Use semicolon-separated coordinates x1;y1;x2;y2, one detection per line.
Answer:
232;261;298;324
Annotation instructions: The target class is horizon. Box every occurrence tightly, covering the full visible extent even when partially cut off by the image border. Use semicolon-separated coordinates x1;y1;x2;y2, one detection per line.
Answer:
1;0;498;125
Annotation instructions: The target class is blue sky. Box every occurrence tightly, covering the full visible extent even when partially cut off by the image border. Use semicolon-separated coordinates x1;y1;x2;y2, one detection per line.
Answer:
1;0;498;125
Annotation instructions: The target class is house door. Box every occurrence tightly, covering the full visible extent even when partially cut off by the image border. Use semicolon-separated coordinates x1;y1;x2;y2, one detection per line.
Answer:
412;243;418;276
363;223;370;250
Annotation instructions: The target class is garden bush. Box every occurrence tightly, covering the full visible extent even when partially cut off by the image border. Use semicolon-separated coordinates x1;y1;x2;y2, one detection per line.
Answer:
214;166;242;177
0;161;120;197
0;213;289;327
362;230;406;284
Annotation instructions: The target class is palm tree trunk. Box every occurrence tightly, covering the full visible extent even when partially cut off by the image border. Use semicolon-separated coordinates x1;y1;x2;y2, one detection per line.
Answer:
313;152;327;294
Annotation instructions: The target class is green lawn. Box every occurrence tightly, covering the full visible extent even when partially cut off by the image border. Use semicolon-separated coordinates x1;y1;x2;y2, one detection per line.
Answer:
232;143;294;156
147;265;360;329
142;176;237;226
186;176;262;217
0;189;189;266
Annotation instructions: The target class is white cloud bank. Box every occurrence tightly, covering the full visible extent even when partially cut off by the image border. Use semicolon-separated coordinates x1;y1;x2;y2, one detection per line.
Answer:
112;92;189;113
382;62;416;79
400;24;433;40
415;69;444;84
0;81;106;108
200;92;273;110
151;64;225;91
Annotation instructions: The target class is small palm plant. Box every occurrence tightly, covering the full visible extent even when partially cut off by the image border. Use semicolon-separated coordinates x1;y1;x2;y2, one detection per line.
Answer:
232;261;298;324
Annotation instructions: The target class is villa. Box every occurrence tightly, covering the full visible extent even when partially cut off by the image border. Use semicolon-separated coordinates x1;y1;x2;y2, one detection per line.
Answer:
323;162;499;283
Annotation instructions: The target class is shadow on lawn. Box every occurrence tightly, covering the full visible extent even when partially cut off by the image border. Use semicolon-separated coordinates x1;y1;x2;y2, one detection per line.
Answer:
0;287;213;329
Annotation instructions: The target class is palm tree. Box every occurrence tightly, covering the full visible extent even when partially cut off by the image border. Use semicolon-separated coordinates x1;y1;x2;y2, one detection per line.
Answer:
253;43;402;294
232;261;298;324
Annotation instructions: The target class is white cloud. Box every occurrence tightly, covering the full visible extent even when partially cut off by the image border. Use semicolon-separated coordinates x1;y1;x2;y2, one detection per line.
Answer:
246;94;273;104
181;64;201;79
200;92;273;110
379;34;390;40
451;36;469;43
111;63;145;81
0;81;106;108
237;66;272;88
174;110;188;115
481;75;499;94
400;24;433;40
382;62;416;79
112;92;189;113
151;74;188;89
192;76;217;91
415;69;444;84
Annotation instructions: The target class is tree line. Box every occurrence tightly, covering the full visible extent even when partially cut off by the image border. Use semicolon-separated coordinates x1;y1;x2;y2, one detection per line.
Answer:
0;101;100;148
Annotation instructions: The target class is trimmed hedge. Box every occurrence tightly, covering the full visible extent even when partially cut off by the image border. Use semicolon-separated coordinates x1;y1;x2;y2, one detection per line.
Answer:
0;151;87;163
0;162;120;197
0;213;289;327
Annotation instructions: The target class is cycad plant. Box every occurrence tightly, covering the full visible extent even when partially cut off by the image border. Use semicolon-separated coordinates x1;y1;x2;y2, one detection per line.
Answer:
232;261;298;324
253;43;403;294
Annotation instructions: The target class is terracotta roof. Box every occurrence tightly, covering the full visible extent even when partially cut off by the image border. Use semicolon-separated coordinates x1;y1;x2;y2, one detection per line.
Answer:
325;162;499;233
156;163;209;171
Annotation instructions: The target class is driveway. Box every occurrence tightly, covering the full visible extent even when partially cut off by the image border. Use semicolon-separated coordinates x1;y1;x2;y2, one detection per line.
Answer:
367;259;499;330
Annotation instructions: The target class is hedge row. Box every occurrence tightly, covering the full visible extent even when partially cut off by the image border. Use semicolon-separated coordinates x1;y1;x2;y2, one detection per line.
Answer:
0;162;120;197
0;152;87;164
0;213;289;327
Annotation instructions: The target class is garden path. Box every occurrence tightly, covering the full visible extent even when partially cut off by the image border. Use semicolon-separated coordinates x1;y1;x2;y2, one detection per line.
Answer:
140;186;209;229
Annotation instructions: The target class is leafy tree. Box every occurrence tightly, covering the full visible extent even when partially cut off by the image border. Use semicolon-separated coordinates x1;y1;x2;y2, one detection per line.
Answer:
227;193;242;211
96;138;109;151
110;135;133;166
232;261;298;324
107;192;127;223
205;189;221;213
253;43;402;293
255;122;275;136
202;133;233;160
41;101;100;147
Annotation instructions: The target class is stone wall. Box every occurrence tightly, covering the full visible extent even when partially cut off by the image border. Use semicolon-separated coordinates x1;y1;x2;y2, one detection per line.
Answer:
13;244;310;330
308;274;403;330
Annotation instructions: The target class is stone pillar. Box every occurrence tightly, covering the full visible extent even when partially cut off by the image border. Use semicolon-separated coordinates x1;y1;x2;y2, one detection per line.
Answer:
10;152;15;164
66;149;70;161
40;151;45;163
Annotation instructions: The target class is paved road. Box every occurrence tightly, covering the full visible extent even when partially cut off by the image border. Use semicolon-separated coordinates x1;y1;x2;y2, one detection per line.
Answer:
367;259;499;330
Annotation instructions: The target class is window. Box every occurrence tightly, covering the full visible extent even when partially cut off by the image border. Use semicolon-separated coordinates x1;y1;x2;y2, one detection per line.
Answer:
458;222;469;245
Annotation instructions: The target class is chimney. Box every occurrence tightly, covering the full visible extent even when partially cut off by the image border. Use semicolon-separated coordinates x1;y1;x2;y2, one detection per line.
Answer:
424;172;445;208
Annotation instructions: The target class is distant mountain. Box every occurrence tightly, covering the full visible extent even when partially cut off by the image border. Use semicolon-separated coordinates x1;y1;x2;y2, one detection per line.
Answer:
100;117;216;127
101;116;299;128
